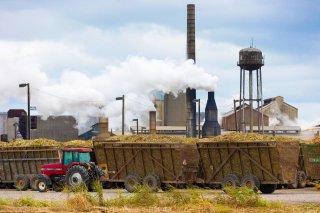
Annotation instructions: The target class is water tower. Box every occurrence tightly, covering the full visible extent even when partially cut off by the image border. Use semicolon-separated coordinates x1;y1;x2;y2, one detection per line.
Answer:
237;47;264;133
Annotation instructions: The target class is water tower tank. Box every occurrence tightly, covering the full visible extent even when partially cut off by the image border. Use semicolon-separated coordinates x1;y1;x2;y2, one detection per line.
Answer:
238;47;264;70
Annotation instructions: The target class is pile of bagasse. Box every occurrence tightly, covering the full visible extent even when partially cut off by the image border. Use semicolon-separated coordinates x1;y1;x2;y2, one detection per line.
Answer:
0;132;319;148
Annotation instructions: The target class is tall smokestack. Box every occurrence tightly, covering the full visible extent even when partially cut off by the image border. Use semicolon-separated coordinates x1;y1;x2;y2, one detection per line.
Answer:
202;92;221;137
149;111;156;135
97;116;110;138
186;4;197;138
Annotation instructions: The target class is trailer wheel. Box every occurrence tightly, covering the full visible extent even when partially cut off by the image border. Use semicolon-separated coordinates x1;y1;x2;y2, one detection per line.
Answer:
30;175;42;191
259;184;276;194
124;173;141;193
37;175;50;192
222;174;240;189
142;174;161;192
66;165;90;189
287;181;298;189
15;175;30;191
241;175;260;192
298;171;307;188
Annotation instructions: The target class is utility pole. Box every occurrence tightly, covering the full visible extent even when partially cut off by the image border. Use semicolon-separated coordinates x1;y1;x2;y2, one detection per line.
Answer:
19;83;30;140
132;119;138;135
116;95;125;135
193;99;201;138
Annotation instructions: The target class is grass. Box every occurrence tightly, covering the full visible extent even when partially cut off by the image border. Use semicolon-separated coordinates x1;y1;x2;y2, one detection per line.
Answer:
16;196;51;207
0;187;319;212
217;187;269;207
315;184;320;190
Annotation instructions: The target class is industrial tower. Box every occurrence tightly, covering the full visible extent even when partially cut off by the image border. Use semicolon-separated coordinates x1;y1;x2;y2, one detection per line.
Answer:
237;47;264;133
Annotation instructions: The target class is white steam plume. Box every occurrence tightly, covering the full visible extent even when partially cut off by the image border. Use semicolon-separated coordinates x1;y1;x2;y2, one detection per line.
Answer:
268;102;297;126
1;54;218;133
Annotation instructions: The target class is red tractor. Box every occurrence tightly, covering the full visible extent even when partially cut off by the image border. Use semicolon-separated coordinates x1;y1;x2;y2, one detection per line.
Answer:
34;147;104;192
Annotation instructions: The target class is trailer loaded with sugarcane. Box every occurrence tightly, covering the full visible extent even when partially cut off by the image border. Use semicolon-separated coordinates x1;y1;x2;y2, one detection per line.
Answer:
1;134;320;194
0;146;60;190
89;139;303;194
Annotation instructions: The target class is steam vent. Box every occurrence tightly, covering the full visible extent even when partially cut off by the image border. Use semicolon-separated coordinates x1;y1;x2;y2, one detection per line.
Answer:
202;92;221;137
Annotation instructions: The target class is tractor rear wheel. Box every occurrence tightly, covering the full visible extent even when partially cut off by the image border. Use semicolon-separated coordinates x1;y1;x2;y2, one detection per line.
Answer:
15;175;30;191
66;165;91;189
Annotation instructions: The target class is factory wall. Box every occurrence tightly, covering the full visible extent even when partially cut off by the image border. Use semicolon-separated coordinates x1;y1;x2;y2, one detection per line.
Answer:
7;117;19;141
222;106;269;131
164;93;186;126
261;96;298;123
0;113;7;136
31;116;78;142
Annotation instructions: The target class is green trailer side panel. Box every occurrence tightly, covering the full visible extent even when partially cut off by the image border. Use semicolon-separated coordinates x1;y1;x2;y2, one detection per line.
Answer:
301;144;320;179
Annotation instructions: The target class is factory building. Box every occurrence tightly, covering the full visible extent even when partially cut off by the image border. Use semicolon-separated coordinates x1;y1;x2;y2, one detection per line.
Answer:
260;96;298;124
163;93;186;126
0;112;8;141
30;116;78;142
6;109;27;141
221;105;269;131
0;109;78;142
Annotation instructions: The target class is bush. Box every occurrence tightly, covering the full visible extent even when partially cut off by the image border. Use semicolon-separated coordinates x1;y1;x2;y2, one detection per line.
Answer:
217;187;268;207
105;186;159;207
0;199;8;206
91;181;104;206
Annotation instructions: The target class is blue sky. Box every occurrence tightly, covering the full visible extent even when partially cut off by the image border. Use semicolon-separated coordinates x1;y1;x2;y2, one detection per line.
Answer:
0;0;319;129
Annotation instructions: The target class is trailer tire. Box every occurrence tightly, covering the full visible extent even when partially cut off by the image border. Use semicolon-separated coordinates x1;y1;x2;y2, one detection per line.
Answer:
124;173;141;193
31;175;42;191
298;171;307;188
241;175;260;192
66;165;90;189
142;174;161;192
287;182;298;189
259;184;276;194
38;175;50;192
222;174;240;189
15;175;30;191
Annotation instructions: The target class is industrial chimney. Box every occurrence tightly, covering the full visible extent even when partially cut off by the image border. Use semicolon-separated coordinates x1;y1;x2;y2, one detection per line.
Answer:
202;92;221;137
96;116;110;139
149;111;156;134
186;4;197;138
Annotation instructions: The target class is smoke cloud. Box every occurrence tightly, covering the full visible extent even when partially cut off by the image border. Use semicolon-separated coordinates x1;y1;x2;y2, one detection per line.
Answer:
0;48;218;132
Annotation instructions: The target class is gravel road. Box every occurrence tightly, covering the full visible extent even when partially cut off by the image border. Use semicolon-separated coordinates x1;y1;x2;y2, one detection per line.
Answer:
0;188;319;205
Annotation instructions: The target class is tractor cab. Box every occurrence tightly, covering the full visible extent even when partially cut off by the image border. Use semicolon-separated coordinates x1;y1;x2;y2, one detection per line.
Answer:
40;148;93;177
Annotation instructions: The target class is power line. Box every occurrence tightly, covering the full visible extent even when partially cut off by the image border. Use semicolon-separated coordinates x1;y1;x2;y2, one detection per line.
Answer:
31;87;107;106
